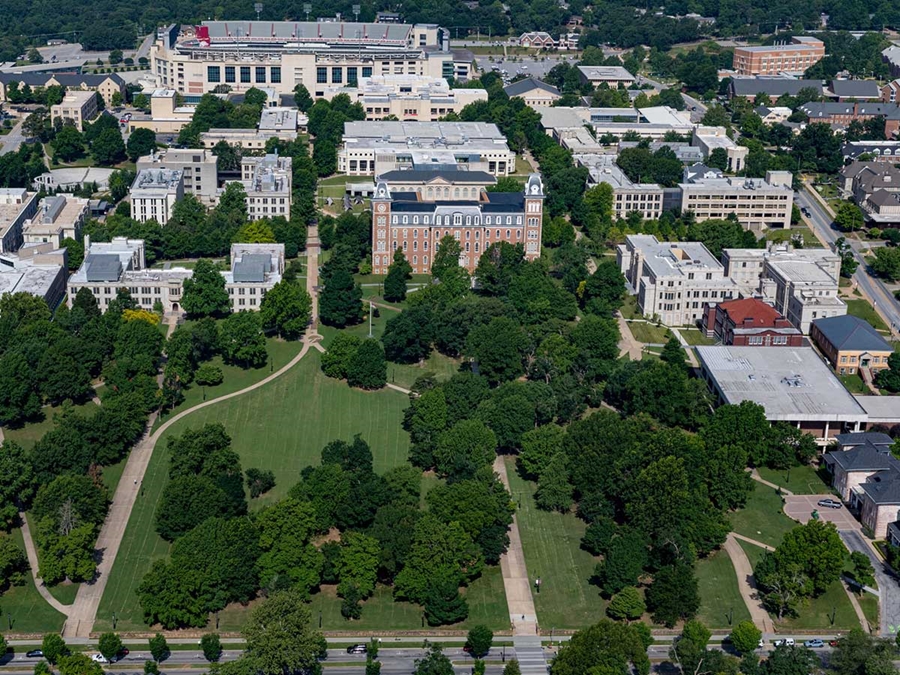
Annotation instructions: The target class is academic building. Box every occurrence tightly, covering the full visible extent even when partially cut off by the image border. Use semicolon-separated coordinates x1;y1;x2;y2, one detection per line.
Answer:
150;20;464;99
370;174;544;275
731;36;825;76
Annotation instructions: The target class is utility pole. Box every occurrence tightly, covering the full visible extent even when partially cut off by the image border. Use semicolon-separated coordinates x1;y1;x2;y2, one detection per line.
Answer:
304;3;312;21
368;301;374;337
255;3;263;21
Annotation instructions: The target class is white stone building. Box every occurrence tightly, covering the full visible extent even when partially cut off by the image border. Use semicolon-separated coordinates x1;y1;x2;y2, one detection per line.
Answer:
130;169;185;225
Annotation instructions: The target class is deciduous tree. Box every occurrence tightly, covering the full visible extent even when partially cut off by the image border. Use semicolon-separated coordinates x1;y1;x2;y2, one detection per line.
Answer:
182;259;230;317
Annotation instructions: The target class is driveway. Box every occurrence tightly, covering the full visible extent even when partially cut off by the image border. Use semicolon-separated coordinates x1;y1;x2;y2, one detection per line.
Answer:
783;495;861;530
841;530;900;636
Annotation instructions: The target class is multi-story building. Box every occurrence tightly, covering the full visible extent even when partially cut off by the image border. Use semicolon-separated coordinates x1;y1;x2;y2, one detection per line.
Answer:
137;148;219;205
810;314;893;376
722;243;846;333
50;90;99;131
518;32;557;49
0;72;125;106
370;173;544;275
503;78;561;109
0;188;38;253
731;36;825;76
883;46;900;78
201;107;305;149
691;126;748;173
22;194;89;246
128;89;197;134
236;154;292;220
223;243;285;312
881;79;900;104
617;234;740;326
576;66;635;88
339;121;516;176
68;236;284;315
129;169;185;225
729;77;824;99
839;161;900;226
679;164;794;233
151;20;460;98
800;101;900;137
700;297;802;345
0;243;67;309
344;75;487;121
375;169;496;198
578;154;665;221
842;140;900;163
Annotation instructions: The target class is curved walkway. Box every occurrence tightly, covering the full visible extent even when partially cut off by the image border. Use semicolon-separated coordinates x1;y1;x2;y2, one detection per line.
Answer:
732;532;775;552
18;511;71;616
63;337;315;638
723;534;775;634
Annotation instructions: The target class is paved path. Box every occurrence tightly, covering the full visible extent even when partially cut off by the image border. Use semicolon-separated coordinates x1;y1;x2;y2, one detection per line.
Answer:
493;457;541;637
616;315;643;361
18;511;72;616
841;580;871;634
723;534;775;634
386;383;412;395
63;337;315;638
731;532;774;552
1;120;25;156
306;226;321;335
750;469;794;496
840;530;900;636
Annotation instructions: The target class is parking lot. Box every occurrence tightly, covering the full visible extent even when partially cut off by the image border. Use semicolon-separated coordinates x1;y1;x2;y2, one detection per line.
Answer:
783;494;861;530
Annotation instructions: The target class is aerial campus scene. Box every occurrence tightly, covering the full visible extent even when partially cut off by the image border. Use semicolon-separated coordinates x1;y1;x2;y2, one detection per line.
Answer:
8;2;900;675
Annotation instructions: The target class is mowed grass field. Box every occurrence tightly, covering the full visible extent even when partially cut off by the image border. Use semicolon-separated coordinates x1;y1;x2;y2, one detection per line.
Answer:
4;400;99;450
95;350;413;632
695;548;751;629
0;528;67;633
504;458;607;629
728;483;798;549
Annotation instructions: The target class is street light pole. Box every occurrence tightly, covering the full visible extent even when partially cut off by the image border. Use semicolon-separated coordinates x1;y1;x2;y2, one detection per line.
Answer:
368;301;374;338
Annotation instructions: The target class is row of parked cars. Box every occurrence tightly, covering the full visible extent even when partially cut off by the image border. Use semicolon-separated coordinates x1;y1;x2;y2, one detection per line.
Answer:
24;649;130;663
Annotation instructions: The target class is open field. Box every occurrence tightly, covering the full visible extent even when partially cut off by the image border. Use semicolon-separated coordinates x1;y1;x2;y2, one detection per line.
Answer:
625;321;672;345
728;483;797;549
766;224;824;248
505;458;607;629
755;465;831;496
0;528;67;633
154;337;305;429
695;548;752;629
95;350;412;632
4;400;99;450
679;328;715;346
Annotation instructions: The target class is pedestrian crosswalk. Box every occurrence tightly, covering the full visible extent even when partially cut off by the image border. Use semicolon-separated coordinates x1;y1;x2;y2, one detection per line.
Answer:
514;635;549;675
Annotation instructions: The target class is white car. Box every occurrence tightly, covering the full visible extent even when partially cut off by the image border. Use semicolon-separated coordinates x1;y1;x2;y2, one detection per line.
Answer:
773;638;795;647
91;654;118;664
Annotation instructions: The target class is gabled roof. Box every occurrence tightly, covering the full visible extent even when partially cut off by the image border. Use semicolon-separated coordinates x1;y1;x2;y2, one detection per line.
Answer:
812;314;892;353
859;470;900;504
825;444;899;472
730;78;823;97
504;77;560;98
836;431;894;448
719;298;784;327
377;169;496;184
831;79;881;99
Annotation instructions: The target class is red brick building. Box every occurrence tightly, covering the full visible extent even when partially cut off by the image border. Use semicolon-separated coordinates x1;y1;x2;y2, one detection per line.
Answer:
731;36;825;76
701;298;802;346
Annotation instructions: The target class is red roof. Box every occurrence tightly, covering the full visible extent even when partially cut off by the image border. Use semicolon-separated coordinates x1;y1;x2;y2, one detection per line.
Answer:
719;298;783;327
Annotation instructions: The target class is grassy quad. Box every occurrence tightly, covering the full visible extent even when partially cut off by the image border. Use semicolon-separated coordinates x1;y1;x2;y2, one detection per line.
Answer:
95;349;504;633
624;321;672;345
4;400;100;450
695;548;752;629
845;299;890;334
755;465;832;496
504;458;607;629
728;483;798;549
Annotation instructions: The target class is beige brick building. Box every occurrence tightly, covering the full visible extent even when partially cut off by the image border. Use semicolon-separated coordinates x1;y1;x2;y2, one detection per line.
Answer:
50;90;99;131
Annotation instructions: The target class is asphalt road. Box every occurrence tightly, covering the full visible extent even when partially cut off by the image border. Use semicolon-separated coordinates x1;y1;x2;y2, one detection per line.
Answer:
795;184;900;333
840;530;899;636
0;119;26;156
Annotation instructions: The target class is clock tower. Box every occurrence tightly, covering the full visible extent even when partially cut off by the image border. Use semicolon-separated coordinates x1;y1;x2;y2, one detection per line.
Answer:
371;181;392;275
523;173;545;261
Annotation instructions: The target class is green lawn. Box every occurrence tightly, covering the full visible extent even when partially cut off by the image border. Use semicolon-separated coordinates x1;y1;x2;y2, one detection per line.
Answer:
0;528;67;634
625;321;672;345
765;225;823;248
392;351;462;390
95;350;412;632
695;548;752;629
619;295;640;320
857;592;879;632
774;579;861;631
4;400;99;450
846;299;890;333
218;567;509;632
45;581;79;606
505;458;607;629
738;540;767;570
840;373;869;394
679;328;715;346
728;483;797;549
755;465;831;496
154;338;305;430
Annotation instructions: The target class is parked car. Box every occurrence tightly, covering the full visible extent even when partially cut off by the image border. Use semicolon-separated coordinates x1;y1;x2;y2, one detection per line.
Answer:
817;498;842;509
773;639;795;647
25;650;43;658
804;640;824;648
91;654;118;664
346;645;367;655
829;640;840;647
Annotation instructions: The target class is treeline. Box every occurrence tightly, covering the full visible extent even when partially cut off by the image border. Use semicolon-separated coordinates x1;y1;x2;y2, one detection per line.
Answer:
139;425;510;628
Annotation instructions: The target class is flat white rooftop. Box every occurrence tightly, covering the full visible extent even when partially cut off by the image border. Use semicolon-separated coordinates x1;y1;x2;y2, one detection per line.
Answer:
697;346;868;422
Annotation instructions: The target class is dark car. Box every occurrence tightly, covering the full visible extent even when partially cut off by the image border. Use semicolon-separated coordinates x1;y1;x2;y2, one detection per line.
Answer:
25;651;43;658
346;645;367;655
817;498;842;509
